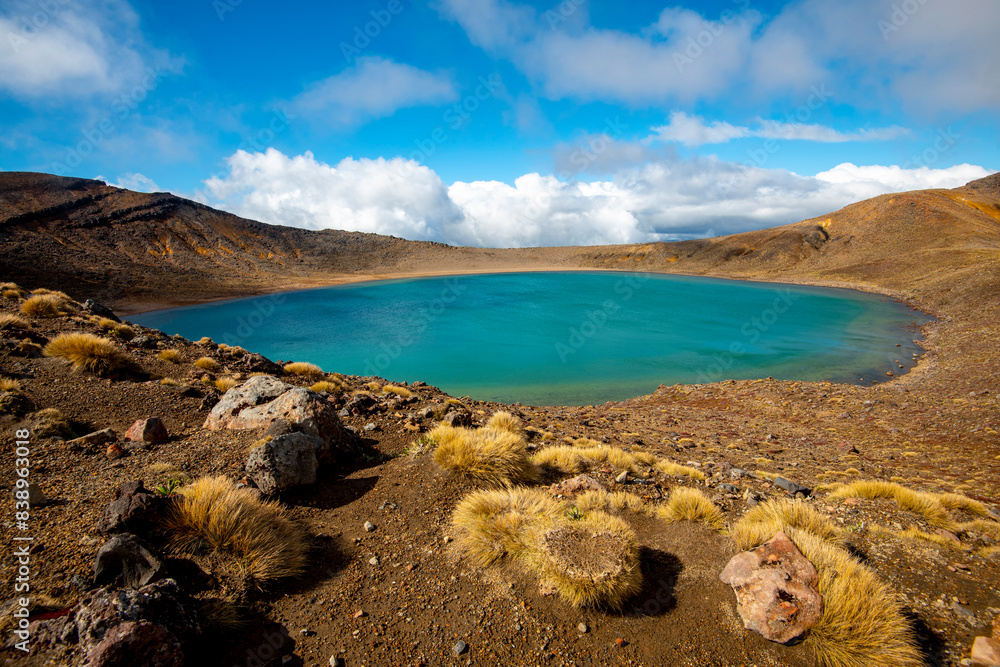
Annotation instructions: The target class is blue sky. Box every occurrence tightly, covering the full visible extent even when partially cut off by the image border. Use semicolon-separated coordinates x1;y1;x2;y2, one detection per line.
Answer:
1;0;997;247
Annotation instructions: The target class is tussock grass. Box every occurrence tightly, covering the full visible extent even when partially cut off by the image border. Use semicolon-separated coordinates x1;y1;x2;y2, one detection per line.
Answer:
197;336;214;346
310;380;343;394
730;499;846;551
530;444;657;475
21;294;71;318
111;324;134;340
215;377;239;393
0;314;29;330
828;480;952;528
43;333;131;375
160;377;182;387
0;378;23;392
146;462;192;487
431;422;537;486
0;282;22;291
957;519;1000;540
451;487;564;565
2;289;24;299
656;487;725;531
165;476;309;582
194;357;221;372
574;490;648;514
896;527;966;550
284;361;323;379
381;384;413;398
158;349;182;363
95;317;118;330
526;511;643;609
654;459;707;480
485;411;522;434
938;493;994;518
30;408;74;438
30;288;71;300
785;528;922;667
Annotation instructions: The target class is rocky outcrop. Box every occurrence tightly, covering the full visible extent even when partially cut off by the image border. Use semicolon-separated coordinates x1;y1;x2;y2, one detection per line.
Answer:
96;480;174;538
245;432;324;494
719;531;822;644
94;534;163;589
125;418;168;444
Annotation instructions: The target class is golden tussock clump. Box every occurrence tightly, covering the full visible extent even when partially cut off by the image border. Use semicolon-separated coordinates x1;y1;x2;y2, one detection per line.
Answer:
828;480;953;528
656;487;725;531
158;349;182;363
283;361;324;379
43;333;131;375
530;444;657;475
785;528;922;667
29;408;74;438
654;459;707;481
160;377;182;387
451;487;564;565
381;384;413;398
0;377;23;392
2;288;24;300
526;511;643;609
164;476;309;582
214;377;239;393
21;294;72;318
485;411;523;435
310;380;343;394
197;336;215;346
430;422;538;486
30;288;71;300
938;493;996;519
574;489;648;515
194;356;221;372
730;499;846;551
0;313;29;330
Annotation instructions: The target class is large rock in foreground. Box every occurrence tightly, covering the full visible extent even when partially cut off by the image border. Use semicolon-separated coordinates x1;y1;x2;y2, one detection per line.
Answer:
719;531;823;644
246;432;324;493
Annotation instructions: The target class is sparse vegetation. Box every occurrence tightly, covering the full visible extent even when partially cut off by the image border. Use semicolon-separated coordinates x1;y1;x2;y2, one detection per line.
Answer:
656;487;725;531
654;459;707;480
21;294;71;318
530;444;657;475
214;377;239;393
0;377;23;392
197;336;215;346
284;361;324;378
160;377;182;386
164;476;309;582
0;314;29;330
29;408;74;439
451;487;564;565
381;384;413;398
430;421;537;486
194;356;221;372
574;489;648;515
158;349;182;363
828;480;953;528
730;499;846;551
43;332;131;375
311;380;343;394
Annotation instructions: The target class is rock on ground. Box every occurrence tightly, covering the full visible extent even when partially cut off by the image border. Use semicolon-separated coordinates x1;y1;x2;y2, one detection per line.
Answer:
245;432;323;494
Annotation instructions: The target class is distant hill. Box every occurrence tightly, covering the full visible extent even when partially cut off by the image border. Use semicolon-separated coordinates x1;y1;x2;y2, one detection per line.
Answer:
1;170;998;316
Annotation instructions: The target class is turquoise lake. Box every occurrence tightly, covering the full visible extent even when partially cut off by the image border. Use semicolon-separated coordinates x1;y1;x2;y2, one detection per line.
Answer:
128;272;930;406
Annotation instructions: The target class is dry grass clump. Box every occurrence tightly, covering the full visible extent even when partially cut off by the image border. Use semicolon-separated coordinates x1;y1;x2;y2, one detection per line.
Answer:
451;487;564;565
29;408;74;439
31;288;71;299
656;487;725;531
158;349;182;363
164;476;309;582
730;499;846;551
957;519;1000;540
110;324;134;340
526;511;643;609
530;444;657;476
197;337;215;346
0;314;29;330
283;361;324;379
145;462;192;487
43;333;131;375
828;480;952;528
485;411;523;435
215;377;239;393
786;528;922;667
381;384;413;398
0;377;23;392
896;527;966;550
21;294;72;318
574;490;648;515
160;377;182;387
310;380;343;394
938;493;994;518
430;422;537;486
654;459;707;480
194;357;221;372
2;289;24;299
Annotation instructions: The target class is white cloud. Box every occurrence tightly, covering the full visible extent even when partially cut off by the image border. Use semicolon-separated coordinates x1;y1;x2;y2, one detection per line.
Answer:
437;0;1000;113
110;172;160;192
201;148;993;248
0;0;180;100
291;57;458;127
649;112;911;147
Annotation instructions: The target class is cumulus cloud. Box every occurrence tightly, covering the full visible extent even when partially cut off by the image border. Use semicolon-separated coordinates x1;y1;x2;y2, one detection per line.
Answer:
290;57;458;127
649;112;911;147
201;148;993;248
109;172;160;192
0;0;180;99
437;0;1000;113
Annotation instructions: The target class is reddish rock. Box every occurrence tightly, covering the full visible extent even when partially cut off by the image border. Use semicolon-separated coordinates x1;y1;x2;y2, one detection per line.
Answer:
719;531;823;644
835;441;858;454
106;443;127;460
125;418;168;444
551;474;606;496
971;636;1000;666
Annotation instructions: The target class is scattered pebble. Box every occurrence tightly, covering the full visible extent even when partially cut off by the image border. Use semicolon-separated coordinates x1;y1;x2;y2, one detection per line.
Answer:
369;557;379;566
577;623;589;633
453;640;468;656
363;521;376;532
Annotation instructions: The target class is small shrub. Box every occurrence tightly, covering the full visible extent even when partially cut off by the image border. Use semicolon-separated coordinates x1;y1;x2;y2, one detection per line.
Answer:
158;349;182;363
485;411;522;435
730;498;846;551
451;487;564;565
2;289;23;300
574;489;647;514
656;487;725;531
654;460;707;481
194;357;220;372
164;476;309;582
366;381;382;392
197;337;215;346
284;361;323;379
30;288;71;299
381;384;413;398
0;282;22;291
43;333;131;375
160;377;182;387
112;324;134;341
29;408;74;438
215;377;239;393
21;295;69;318
0;314;29;330
0;377;23;392
310;380;342;394
95;317;118;329
431;424;537;486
